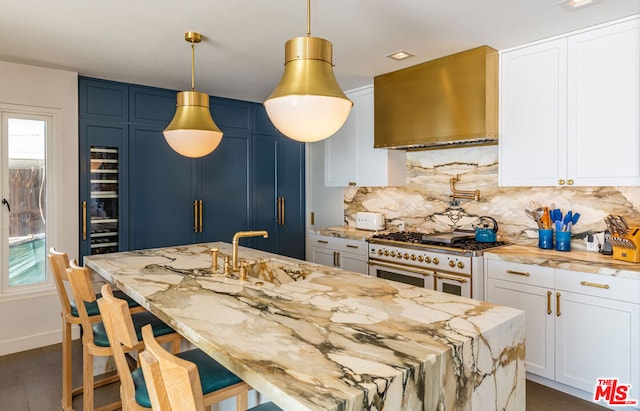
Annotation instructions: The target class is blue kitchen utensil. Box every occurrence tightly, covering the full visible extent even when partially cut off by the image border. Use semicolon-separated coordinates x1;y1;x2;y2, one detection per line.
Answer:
562;211;573;231
571;212;580;225
567;212;580;231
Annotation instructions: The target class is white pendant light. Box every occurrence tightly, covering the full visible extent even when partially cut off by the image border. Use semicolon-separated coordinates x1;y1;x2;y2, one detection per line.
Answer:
264;0;352;143
164;32;223;158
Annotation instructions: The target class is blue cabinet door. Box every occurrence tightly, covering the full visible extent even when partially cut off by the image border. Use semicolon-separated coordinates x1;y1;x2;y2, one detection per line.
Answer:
278;137;306;260
251;133;279;254
79;120;129;260
129;124;197;249
79;77;129;122
129;85;177;127
199;129;251;244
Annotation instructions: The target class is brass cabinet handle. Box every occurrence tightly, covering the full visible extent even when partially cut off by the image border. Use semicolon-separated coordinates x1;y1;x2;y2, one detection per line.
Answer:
276;198;282;226
82;201;87;240
580;281;610;289
333;251;340;267
556;292;561;317
370;259;432;277
433;273;468;283
317;239;329;244
348;182;356;186
310;211;315;226
346;244;359;249
506;269;530;277
193;200;198;232
558;179;565;185
547;291;552;315
199;200;203;233
280;197;285;226
567;179;574;186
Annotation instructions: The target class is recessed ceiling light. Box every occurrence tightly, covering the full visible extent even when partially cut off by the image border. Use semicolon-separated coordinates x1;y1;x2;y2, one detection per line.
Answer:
386;50;415;61
558;0;602;10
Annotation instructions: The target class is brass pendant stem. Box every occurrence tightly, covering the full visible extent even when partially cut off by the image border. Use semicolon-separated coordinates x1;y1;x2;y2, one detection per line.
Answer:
191;42;196;91
307;0;311;36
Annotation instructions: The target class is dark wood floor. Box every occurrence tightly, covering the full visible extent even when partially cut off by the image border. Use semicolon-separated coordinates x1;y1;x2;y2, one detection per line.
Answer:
0;340;612;410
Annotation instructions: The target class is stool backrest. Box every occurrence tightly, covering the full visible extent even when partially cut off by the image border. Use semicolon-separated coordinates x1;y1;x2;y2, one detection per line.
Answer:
96;284;143;409
140;325;205;411
47;248;73;317
67;261;99;343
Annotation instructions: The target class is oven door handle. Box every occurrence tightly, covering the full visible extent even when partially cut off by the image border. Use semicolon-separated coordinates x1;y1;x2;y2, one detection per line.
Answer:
433;273;468;283
369;260;432;277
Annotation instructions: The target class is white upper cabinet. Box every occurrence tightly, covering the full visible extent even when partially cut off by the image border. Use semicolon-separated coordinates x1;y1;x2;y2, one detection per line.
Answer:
324;85;406;187
500;17;640;187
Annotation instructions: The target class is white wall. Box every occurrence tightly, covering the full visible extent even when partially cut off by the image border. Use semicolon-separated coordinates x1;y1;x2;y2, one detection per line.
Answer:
0;60;78;355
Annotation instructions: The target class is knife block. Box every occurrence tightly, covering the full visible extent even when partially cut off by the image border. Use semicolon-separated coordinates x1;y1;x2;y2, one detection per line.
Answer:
611;225;640;263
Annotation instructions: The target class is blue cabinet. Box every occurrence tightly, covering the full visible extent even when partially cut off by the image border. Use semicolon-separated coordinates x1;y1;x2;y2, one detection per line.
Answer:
79;77;304;258
251;106;305;259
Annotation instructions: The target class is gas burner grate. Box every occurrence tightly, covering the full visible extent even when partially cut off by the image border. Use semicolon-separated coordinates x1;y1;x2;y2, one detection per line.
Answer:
371;231;507;252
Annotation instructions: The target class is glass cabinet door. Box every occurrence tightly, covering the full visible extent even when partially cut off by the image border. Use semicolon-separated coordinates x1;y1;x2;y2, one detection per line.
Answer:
88;147;119;254
79;121;128;260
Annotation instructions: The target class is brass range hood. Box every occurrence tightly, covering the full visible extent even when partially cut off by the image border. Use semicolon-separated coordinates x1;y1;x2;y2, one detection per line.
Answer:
374;46;498;150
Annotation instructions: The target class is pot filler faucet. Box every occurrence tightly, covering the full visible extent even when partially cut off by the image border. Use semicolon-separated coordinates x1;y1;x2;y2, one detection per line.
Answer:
232;230;269;270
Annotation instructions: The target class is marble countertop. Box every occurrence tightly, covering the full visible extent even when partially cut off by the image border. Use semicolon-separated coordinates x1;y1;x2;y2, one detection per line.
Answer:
484;245;640;280
308;226;385;241
85;242;525;410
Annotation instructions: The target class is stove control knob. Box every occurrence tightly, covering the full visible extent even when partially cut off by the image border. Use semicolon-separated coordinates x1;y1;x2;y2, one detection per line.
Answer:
410;254;416;261
384;250;389;256
390;251;396;257
433;258;440;265
424;257;431;263
417;256;424;262
403;253;409;259
397;253;403;259
377;250;383;255
457;261;465;269
449;260;455;267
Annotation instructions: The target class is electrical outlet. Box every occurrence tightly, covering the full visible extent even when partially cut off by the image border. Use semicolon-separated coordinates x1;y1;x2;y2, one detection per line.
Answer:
397;221;405;231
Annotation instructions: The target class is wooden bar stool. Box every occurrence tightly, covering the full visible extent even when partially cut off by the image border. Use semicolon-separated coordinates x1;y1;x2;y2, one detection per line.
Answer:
67;261;182;411
139;324;281;411
48;248;144;411
97;284;253;411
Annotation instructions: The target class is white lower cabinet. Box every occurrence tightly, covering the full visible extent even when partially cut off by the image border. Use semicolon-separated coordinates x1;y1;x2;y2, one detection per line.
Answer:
486;260;640;405
307;234;368;275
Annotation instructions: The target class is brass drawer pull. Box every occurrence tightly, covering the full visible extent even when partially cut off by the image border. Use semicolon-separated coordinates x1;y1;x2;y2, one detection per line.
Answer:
317;239;329;244
580;281;610;290
506;269;530;277
547;291;552;315
433;273;468;283
346;244;359;249
556;292;561;317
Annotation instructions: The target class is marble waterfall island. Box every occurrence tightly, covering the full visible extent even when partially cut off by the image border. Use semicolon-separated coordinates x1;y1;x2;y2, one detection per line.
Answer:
85;242;525;411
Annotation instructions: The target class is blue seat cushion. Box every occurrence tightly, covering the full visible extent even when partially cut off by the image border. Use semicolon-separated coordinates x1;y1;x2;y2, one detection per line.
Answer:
248;402;283;411
131;348;243;408
91;311;176;347
70;290;140;317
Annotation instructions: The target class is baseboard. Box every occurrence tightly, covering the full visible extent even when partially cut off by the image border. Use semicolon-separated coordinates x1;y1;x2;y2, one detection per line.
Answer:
0;325;80;356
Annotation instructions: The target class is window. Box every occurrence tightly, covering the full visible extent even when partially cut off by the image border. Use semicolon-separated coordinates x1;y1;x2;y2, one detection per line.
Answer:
1;113;54;295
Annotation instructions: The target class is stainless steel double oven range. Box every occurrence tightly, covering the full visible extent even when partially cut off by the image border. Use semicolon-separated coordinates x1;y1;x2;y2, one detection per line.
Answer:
367;231;506;300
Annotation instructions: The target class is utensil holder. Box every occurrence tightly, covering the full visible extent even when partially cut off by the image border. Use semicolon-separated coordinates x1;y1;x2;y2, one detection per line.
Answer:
555;231;571;252
538;229;554;249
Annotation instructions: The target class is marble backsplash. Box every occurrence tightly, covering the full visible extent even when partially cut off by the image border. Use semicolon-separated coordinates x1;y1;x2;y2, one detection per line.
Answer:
344;145;640;249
